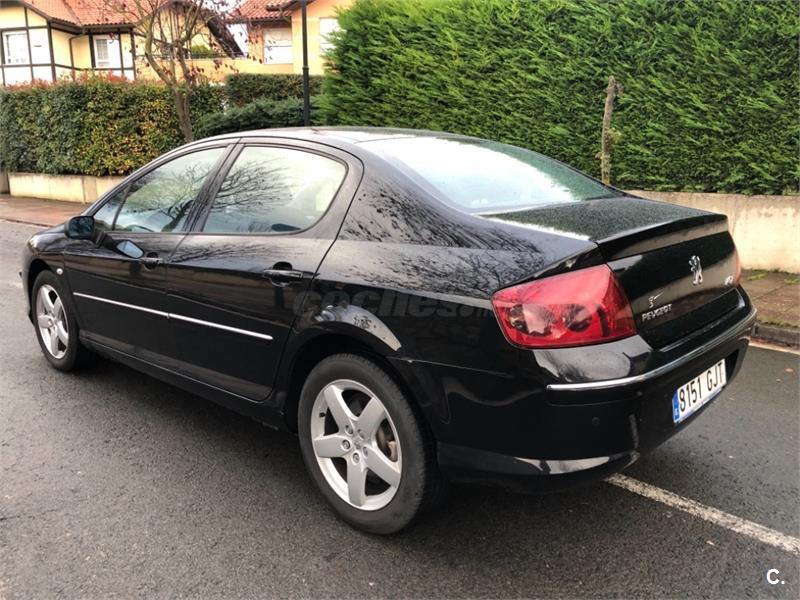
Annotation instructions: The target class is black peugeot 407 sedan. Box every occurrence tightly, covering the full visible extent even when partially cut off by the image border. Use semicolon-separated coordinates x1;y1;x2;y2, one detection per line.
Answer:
22;128;755;533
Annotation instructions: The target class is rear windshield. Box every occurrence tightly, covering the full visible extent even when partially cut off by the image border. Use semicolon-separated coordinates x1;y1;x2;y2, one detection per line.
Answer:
364;137;615;213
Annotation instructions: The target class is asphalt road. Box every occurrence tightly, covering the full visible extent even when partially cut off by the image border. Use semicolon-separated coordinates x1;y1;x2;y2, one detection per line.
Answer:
1;220;798;599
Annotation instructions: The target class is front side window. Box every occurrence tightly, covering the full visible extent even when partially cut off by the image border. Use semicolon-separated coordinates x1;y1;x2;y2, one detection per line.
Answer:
365;137;615;213
263;27;292;64
113;148;225;233
202;146;346;234
93;189;126;231
3;31;29;65
319;18;339;52
93;35;121;68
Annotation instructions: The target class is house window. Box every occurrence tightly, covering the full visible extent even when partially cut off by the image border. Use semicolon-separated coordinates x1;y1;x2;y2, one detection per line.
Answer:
3;32;30;65
263;28;292;64
319;18;339;52
29;29;51;64
93;35;121;69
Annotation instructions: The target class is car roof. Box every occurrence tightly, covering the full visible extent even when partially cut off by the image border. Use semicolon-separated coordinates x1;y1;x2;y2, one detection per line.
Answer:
202;126;474;155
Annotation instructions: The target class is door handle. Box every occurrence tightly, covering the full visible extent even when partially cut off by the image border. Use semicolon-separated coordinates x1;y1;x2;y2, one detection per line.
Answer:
262;269;303;281
263;264;304;285
141;253;163;269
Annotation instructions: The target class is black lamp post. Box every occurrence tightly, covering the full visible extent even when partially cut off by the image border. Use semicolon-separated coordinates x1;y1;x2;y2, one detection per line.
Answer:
300;0;311;126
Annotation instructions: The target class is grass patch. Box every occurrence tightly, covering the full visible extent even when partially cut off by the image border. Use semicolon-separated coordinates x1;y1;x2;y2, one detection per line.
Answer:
747;272;767;281
759;318;800;329
783;277;800;285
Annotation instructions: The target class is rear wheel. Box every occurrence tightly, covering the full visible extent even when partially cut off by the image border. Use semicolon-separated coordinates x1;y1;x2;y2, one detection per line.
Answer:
32;270;89;371
298;354;440;534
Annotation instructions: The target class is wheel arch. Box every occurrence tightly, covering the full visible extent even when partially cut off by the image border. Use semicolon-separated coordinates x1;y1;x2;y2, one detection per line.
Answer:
26;258;52;317
279;331;430;438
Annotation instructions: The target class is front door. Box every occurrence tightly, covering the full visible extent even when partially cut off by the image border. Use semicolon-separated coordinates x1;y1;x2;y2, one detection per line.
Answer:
64;146;230;361
163;143;353;400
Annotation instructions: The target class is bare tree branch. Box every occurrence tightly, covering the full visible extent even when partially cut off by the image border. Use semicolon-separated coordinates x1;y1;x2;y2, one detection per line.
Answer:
99;0;237;142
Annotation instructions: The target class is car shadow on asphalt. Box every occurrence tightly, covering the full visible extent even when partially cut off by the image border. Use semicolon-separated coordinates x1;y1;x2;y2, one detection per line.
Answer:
14;353;798;597
72;356;605;522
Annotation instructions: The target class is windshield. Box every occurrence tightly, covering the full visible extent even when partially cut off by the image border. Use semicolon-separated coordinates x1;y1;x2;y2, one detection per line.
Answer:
364;136;615;213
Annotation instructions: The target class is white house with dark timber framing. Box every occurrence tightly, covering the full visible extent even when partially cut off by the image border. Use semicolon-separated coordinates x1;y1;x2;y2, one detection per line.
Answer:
0;0;240;86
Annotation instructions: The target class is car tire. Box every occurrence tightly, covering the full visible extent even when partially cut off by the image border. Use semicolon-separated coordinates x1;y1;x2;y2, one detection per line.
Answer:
298;353;441;534
31;270;90;371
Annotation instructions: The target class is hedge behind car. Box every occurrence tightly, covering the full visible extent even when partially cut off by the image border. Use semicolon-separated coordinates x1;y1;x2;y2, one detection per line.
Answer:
322;0;800;195
0;77;225;177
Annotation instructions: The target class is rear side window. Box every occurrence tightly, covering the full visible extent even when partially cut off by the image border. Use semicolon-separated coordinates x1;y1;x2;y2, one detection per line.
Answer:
364;137;614;213
113;148;225;233
202;146;346;234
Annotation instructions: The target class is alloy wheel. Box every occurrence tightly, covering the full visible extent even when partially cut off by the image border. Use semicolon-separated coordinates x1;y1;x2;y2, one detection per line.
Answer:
35;284;68;359
310;379;402;511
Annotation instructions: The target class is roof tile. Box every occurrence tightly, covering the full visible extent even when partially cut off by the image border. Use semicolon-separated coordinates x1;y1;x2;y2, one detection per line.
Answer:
24;0;154;27
228;0;296;23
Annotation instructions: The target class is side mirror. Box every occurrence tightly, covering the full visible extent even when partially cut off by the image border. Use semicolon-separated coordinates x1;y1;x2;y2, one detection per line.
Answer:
66;215;95;240
115;239;144;259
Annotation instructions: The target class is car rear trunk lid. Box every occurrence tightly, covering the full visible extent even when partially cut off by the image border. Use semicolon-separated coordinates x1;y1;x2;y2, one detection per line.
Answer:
485;196;742;347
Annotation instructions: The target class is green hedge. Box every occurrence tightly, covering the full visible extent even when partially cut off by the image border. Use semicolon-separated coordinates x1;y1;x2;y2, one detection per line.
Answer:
0;75;326;176
0;78;225;176
194;96;322;138
225;73;324;106
323;0;799;194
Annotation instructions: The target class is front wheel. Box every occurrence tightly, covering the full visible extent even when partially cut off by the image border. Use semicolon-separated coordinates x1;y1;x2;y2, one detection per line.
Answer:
298;354;440;534
31;270;90;371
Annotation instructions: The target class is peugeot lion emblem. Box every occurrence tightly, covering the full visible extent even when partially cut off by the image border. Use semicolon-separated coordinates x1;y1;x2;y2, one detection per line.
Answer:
689;255;703;285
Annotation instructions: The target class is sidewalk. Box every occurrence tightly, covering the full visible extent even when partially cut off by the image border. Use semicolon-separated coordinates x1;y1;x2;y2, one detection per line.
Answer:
0;195;84;227
1;194;797;347
743;270;800;347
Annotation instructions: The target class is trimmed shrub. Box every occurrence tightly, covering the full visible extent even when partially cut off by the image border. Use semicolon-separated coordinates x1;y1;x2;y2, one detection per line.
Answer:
189;44;219;58
194;96;323;138
225;73;324;106
0;77;225;176
323;0;799;194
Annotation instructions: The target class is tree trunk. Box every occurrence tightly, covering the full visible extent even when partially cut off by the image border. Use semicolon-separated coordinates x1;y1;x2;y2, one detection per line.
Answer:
600;75;621;185
173;87;194;143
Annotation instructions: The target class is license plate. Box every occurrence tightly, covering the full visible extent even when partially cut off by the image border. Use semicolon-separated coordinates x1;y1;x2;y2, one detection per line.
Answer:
672;359;727;424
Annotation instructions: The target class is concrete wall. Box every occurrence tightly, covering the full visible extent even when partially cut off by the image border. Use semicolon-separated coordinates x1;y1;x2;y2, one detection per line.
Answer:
8;173;125;204
628;191;800;273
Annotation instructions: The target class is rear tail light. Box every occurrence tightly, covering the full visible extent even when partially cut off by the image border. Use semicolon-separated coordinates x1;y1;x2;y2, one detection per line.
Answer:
491;265;636;349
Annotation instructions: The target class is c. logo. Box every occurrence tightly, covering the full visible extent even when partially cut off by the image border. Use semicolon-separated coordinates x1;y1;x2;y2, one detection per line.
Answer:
766;569;784;585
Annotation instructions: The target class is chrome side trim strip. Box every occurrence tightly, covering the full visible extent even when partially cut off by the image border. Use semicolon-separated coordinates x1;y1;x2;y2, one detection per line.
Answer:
73;292;273;342
546;308;757;392
74;292;168;317
169;313;274;341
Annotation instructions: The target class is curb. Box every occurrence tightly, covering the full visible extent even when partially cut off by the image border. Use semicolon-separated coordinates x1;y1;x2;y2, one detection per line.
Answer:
0;216;53;228
753;322;800;349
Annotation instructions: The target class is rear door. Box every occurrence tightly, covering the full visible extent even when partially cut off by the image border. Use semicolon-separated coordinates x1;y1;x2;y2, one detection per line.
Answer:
65;145;231;361
163;140;362;401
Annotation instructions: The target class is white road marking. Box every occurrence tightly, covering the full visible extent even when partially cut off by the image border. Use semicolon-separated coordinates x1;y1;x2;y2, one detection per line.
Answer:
750;340;799;355
607;474;800;556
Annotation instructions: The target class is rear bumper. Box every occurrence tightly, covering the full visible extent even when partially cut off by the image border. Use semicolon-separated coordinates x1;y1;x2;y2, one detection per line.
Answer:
437;306;756;492
438;443;638;492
